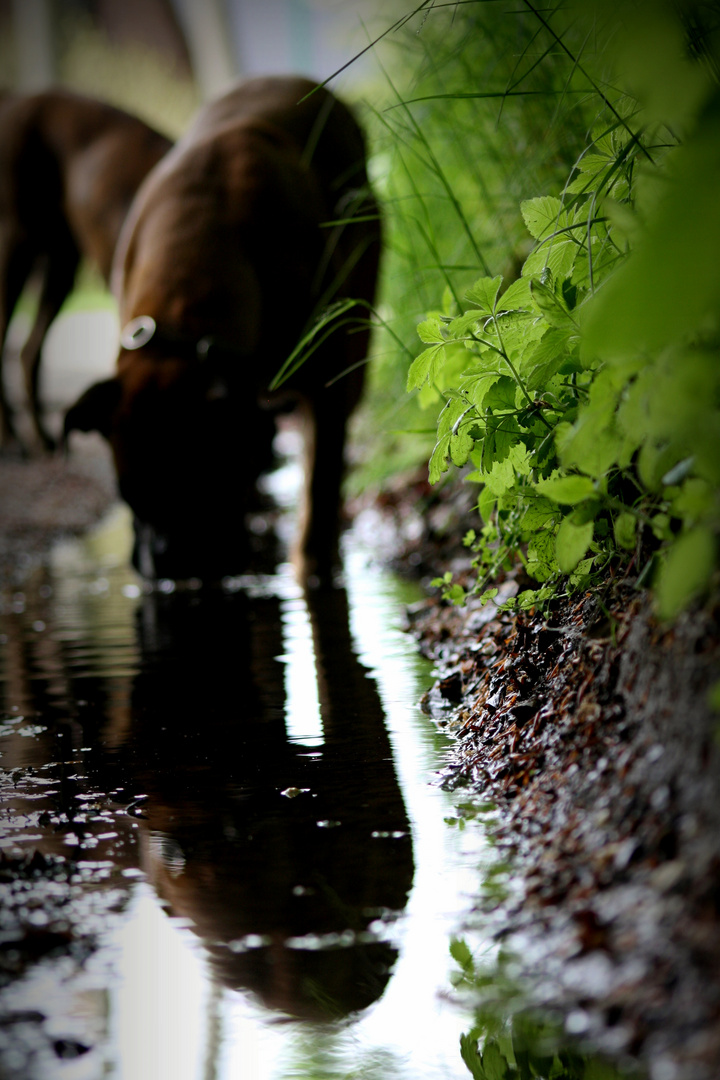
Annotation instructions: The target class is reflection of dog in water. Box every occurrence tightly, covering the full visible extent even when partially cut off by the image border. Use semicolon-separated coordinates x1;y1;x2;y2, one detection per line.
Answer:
126;585;414;1021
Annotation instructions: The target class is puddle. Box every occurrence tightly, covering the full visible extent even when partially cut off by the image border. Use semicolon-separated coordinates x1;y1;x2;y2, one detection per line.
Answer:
0;497;634;1079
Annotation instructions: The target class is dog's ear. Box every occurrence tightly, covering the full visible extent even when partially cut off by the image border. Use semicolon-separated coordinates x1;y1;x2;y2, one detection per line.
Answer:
63;378;122;447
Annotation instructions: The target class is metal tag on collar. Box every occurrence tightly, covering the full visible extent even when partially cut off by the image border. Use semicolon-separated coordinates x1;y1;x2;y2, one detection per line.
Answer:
196;336;214;361
121;315;157;350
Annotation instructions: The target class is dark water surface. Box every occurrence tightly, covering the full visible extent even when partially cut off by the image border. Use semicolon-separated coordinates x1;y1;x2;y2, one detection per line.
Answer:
0;500;501;1080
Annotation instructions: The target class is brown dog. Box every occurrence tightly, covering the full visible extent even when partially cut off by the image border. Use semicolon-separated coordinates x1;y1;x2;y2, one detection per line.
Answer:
64;76;381;584
0;89;172;450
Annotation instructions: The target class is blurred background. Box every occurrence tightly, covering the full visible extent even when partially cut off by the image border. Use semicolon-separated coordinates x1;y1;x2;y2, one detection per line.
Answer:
0;0;395;470
0;0;610;493
0;0;384;115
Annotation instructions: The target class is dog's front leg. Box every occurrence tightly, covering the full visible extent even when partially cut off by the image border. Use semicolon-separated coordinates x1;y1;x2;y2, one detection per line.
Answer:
294;397;350;586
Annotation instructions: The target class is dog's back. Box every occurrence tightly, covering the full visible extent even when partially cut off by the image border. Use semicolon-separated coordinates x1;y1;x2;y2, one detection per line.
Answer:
0;89;172;278
114;77;375;378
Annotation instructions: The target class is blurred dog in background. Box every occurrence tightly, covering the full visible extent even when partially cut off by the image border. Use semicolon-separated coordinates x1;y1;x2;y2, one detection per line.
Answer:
0;89;172;450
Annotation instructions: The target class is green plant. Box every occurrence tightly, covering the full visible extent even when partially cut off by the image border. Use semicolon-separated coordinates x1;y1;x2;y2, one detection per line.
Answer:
407;0;720;619
350;0;595;492
449;938;629;1079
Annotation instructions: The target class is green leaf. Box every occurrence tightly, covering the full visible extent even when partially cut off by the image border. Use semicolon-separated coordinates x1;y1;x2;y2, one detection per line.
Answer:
638;442;680;492
465;275;503;312
537;474;596;504
520;495;556;533
459;1033;487;1080
459;370;502;410
529;279;577;330
450;426;474;467
482;454;515;496
498;276;532;311
481;1041;511;1080
445;583;467;605
652;513;673;541
569;555;596;589
556;516;594;573
655;527;716;619
571;498;600;526
527;528;558;582
582;108;720;361
521;196;564;241
614;5;711;130
576;152;616;176
478;485;496;523
521;326;572;386
614;512;637;551
438;396;475;441
559;413;619;479
407;343;446;391
672;478;714;525
417;315;445;344
484;376;517;412
523;239;578;282
448;311;486;339
482;412;519;472
428;432;451;483
450;937;474;969
494;316;544;374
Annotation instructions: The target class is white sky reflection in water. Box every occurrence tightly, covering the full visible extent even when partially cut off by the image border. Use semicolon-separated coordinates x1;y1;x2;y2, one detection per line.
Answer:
100;528;492;1080
280;596;324;748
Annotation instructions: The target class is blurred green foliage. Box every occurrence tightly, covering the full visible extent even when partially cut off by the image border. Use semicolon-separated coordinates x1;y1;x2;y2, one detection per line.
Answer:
449;937;631;1080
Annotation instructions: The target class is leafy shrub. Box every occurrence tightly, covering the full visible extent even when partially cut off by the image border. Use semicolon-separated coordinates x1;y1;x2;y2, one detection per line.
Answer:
406;0;720;619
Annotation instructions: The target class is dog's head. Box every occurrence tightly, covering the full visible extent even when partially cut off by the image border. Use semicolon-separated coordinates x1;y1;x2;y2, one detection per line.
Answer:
64;319;277;582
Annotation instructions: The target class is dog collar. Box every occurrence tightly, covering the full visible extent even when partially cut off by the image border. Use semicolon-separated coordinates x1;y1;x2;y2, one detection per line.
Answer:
120;315;218;361
120;315;157;350
117;315;253;367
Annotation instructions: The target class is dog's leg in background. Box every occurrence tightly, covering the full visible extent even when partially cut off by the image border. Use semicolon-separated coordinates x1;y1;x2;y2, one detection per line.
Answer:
21;236;79;451
0;228;35;450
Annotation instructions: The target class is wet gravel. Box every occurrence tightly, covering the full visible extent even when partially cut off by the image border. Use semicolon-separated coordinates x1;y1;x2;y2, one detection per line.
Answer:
0;434;117;587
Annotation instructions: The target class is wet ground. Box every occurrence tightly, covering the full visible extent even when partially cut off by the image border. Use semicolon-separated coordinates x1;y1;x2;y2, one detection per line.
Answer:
1;307;712;1080
367;479;720;1080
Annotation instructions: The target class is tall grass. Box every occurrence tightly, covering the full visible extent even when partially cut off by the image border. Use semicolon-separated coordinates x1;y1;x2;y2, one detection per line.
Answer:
351;1;598;489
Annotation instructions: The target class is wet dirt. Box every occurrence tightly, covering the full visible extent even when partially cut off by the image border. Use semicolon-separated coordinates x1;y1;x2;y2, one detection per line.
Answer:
357;469;720;1080
0;434;117;586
